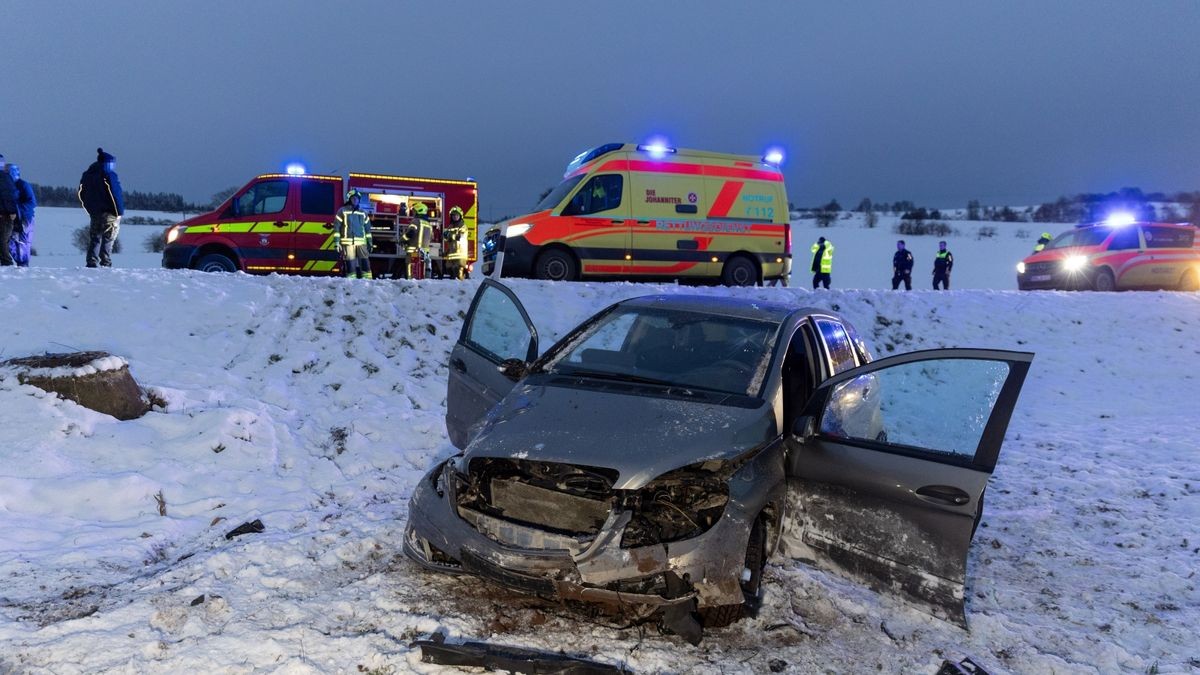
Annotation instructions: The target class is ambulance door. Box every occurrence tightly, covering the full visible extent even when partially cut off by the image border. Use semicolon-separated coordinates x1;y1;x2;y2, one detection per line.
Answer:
230;178;294;272
628;167;712;278
295;178;340;274
1142;225;1196;289
560;172;630;277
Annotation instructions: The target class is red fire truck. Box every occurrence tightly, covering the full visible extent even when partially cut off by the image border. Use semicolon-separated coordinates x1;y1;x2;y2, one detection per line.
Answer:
162;169;479;279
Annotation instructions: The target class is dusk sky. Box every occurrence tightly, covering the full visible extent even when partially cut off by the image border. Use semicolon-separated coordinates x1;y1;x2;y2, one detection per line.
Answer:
5;1;1199;218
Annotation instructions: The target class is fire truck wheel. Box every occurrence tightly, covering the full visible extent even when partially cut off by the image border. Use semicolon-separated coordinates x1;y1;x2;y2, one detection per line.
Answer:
721;256;759;287
1092;268;1115;292
534;249;578;282
196;253;238;273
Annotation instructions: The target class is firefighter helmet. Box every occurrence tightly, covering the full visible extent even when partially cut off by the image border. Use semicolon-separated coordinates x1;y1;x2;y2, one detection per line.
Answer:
346;188;363;201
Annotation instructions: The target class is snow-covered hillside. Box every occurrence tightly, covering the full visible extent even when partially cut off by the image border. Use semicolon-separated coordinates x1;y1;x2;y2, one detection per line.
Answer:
0;269;1196;673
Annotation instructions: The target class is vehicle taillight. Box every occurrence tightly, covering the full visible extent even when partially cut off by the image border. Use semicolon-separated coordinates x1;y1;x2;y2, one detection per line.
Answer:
784;225;791;254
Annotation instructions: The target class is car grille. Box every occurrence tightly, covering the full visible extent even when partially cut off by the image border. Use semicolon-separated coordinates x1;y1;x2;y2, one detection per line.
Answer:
457;459;617;540
1025;261;1057;275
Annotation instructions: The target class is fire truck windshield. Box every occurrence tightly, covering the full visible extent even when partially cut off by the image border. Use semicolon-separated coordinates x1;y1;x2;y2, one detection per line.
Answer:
536;175;586;211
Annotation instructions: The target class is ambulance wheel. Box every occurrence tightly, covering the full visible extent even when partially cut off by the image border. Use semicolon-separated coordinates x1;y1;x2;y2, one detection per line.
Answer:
721;256;759;287
1093;268;1115;292
196;253;237;273
1179;269;1199;292
534;249;578;281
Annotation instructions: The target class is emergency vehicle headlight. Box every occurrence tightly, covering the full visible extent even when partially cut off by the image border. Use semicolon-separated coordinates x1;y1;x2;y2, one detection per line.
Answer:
285;163;306;176
506;222;533;238
166;225;184;244
1063;255;1088;272
1016;261;1026;274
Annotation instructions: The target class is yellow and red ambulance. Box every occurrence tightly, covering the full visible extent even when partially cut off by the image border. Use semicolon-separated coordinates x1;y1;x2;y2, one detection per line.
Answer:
486;143;791;285
162;168;478;278
1016;220;1200;291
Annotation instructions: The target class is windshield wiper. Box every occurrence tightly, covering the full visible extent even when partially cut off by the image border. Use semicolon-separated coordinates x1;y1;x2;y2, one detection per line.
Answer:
552;368;682;388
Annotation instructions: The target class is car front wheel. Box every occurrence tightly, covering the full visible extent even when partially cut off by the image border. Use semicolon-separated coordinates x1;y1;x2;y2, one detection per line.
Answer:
1093;268;1116;292
698;516;766;628
196;253;238;273
534;249;578;281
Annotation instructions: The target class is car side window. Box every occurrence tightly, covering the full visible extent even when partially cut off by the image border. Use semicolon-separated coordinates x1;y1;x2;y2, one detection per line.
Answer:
1109;227;1140;251
817;319;858;375
562;174;623;216
235;180;289;216
820;359;1011;461
464;285;533;363
1144;226;1194;249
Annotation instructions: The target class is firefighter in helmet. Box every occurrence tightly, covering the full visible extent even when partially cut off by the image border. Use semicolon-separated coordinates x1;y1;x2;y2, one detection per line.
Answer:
1033;231;1052;253
444;206;465;256
334;189;373;279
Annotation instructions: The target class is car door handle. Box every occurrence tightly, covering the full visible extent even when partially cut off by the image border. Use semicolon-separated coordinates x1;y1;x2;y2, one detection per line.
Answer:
610;219;625;224
915;485;971;506
273;221;287;228
450;357;467;373
323;223;334;230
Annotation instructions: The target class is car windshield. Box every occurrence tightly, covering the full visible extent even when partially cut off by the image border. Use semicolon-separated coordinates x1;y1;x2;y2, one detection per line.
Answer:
541;307;778;396
1048;228;1110;249
535;175;586;211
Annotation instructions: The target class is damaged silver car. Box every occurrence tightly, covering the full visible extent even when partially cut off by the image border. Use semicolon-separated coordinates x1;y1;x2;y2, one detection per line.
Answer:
405;280;1032;643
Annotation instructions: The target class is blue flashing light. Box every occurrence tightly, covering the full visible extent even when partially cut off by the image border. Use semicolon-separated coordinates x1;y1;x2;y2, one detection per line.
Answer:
637;136;676;159
285;163;306;176
1105;212;1136;227
763;147;785;165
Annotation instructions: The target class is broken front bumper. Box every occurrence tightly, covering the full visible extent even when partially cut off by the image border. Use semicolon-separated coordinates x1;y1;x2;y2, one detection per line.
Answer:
403;457;782;614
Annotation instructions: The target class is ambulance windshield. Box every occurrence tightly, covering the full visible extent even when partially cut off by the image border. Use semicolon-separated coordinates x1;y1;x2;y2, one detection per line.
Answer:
536;175;586;211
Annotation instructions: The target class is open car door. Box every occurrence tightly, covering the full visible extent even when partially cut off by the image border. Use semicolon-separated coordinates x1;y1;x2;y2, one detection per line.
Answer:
446;280;539;449
784;348;1033;626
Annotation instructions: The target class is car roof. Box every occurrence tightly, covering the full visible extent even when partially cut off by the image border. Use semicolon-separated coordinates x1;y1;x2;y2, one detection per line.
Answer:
617;294;820;323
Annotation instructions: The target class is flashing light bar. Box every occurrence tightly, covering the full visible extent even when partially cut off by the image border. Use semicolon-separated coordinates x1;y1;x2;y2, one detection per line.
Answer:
1105;212;1137;227
285;163;307;176
763;148;785;165
637;142;677;158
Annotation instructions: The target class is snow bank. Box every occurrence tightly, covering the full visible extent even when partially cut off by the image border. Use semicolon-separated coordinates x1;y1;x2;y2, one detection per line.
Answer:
0;268;1195;674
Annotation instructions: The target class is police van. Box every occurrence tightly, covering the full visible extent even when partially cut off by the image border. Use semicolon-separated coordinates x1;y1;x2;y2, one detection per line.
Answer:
1016;219;1200;291
486;143;791;285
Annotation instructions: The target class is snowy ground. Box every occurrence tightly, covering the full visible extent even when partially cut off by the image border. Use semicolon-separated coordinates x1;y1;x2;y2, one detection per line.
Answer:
0;210;1196;673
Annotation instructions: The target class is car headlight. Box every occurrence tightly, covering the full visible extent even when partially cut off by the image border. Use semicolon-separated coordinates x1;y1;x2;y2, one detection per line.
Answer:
1062;255;1088;273
620;464;730;548
506;222;533;238
1016;261;1026;274
166;225;185;244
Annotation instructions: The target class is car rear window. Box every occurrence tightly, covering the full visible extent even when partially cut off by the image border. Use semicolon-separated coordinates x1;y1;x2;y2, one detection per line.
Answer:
1144;226;1194;249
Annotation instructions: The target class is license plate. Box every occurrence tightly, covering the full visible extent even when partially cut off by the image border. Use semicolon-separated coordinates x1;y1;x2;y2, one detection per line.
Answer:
1031;274;1052;282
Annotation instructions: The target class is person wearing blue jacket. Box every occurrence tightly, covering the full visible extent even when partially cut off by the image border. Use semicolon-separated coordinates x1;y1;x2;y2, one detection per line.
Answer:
77;147;124;268
0;153;19;266
7;164;36;267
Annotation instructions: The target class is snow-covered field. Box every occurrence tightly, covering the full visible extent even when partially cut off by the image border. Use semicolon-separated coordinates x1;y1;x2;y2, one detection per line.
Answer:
0;209;1197;673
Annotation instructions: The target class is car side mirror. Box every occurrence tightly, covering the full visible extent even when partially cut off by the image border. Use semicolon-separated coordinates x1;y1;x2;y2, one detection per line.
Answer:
498;358;528;382
791;415;815;443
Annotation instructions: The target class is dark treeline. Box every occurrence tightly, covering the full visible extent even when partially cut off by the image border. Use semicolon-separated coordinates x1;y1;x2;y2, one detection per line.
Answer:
793;187;1200;225
31;184;202;212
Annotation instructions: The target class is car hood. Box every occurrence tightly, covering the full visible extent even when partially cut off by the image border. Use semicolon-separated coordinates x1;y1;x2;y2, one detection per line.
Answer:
461;379;776;490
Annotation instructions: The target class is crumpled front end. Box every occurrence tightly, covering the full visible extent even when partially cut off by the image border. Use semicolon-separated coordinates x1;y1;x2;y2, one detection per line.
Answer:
404;451;783;641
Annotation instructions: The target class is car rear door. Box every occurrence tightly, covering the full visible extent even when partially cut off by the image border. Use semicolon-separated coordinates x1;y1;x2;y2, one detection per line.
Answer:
785;348;1033;626
294;178;340;274
445;279;539;449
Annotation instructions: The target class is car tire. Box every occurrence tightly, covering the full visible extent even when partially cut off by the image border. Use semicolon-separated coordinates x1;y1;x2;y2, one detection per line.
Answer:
1093;268;1116;292
721;256;759;287
1179;269;1199;292
195;253;238;273
699;516;767;628
534;249;578;281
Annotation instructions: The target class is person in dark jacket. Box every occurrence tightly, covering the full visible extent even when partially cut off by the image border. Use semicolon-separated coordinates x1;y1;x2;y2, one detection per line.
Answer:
0;154;19;266
891;240;914;290
78;148;124;268
933;240;954;290
7;164;36;267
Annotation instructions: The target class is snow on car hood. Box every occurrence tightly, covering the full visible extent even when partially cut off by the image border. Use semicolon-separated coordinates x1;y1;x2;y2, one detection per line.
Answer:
461;377;776;490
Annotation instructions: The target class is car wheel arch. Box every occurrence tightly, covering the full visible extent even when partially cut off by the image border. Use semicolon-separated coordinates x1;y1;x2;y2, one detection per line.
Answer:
193;244;240;271
534;244;580;281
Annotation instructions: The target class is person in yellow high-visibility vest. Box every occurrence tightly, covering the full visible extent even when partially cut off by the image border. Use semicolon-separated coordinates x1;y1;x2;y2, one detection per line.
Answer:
334;189;373;279
811;236;833;289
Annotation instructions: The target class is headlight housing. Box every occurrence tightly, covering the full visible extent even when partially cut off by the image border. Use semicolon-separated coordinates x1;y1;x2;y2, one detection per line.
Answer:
166;225;185;244
1062;255;1088;273
1016;261;1026;274
506;222;533;238
620;464;730;548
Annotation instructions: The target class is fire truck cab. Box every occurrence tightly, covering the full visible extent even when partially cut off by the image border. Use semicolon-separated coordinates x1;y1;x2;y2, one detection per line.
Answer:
1016;220;1200;291
163;170;478;279
485;142;791;286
